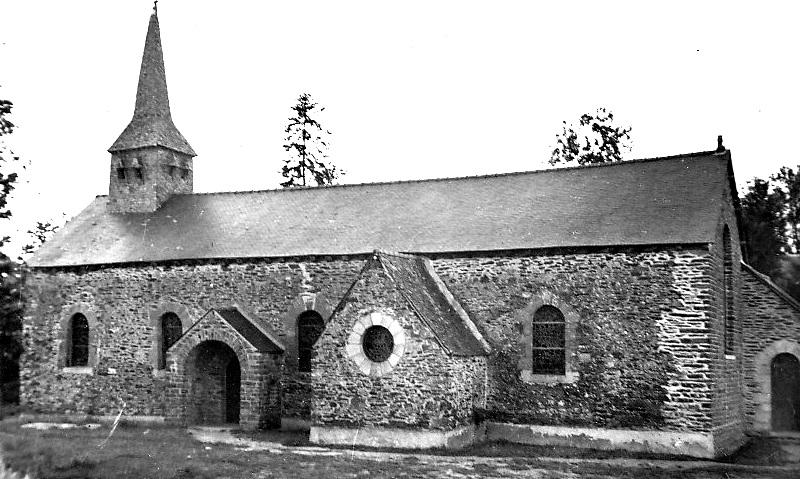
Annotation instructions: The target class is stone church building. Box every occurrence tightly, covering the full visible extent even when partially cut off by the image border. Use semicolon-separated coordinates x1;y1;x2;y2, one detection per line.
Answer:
20;9;800;458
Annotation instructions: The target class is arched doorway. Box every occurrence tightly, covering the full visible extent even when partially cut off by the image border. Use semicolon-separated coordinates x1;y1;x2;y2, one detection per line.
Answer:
771;353;800;431
225;356;241;424
187;341;241;425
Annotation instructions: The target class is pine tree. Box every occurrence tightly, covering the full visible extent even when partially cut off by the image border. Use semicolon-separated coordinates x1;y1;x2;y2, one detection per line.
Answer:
281;94;342;187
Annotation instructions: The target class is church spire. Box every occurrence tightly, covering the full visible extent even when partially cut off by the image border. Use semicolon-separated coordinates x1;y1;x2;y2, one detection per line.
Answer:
106;7;196;214
108;6;195;156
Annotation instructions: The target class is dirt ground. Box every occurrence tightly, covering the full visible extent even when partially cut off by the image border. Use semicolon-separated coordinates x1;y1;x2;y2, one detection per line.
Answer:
2;418;799;478
190;427;800;479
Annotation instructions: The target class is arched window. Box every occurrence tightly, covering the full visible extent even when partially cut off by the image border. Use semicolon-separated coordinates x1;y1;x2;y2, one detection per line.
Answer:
297;311;324;372
723;226;735;353
160;312;183;369
532;305;566;375
68;313;89;367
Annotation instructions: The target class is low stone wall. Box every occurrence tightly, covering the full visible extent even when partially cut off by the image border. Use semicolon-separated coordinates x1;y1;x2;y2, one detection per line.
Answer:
310;424;480;450
484;422;716;458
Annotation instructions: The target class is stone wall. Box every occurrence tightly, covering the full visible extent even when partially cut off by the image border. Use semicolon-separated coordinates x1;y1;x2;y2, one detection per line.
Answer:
740;266;800;433
311;263;487;430
20;257;363;418
108;147;193;213
431;247;720;433
22;243;742;438
705;191;745;456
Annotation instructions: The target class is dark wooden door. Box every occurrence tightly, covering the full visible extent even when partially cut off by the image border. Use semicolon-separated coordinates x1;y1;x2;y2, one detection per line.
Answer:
225;358;241;424
771;353;800;431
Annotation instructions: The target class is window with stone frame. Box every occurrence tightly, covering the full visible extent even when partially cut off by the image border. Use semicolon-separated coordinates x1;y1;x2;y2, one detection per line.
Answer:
297;311;325;372
531;305;566;375
160;312;183;369
723;226;735;354
67;313;90;367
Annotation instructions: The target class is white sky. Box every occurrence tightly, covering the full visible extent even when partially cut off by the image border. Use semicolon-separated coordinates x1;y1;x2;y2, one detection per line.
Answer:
1;1;799;256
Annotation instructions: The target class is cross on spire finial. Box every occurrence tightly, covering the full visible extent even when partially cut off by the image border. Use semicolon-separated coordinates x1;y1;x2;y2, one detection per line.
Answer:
154;0;158;14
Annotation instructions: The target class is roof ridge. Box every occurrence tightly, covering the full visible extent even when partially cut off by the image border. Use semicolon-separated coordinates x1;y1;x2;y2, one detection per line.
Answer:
174;149;728;198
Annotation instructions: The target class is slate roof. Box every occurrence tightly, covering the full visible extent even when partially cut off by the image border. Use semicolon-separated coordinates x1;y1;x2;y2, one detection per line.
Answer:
195;305;284;353
29;150;737;268
108;11;195;156
372;251;489;356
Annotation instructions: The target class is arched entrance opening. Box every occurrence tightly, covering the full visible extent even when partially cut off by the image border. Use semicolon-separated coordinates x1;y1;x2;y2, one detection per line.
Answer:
771;352;800;431
225;356;241;424
187;340;241;425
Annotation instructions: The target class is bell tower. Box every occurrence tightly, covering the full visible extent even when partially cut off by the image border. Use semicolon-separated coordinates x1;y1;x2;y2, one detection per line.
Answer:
107;4;196;213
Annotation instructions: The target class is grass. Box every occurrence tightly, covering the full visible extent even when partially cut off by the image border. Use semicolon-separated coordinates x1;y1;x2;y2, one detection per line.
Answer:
0;420;279;479
1;418;798;479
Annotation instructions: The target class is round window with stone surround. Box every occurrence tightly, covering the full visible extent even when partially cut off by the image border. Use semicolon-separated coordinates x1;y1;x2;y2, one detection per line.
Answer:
346;311;406;377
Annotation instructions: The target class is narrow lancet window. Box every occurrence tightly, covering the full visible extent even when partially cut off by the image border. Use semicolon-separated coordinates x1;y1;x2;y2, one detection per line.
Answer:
160;312;182;369
531;306;566;375
297;311;324;372
68;313;89;367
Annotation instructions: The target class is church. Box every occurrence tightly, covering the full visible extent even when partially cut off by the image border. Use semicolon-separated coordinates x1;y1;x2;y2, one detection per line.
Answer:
19;8;800;459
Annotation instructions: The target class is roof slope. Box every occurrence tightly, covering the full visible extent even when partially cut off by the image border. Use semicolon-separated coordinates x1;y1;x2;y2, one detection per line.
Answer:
197;305;284;353
375;252;490;356
31;150;733;267
741;262;800;312
108;10;195;156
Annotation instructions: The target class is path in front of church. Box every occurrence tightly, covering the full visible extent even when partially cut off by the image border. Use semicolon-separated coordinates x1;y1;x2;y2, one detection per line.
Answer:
189;427;800;478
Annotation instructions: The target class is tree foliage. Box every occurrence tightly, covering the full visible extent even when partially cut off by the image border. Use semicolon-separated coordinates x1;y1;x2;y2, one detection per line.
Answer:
741;171;800;302
0;96;23;404
0;98;21;248
0;256;22;404
741;178;787;276
770;167;800;251
549;108;632;166
774;256;800;303
21;218;62;257
280;93;342;187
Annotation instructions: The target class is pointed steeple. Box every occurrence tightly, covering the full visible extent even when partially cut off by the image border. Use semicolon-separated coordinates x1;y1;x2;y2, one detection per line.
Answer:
108;7;195;156
106;6;196;214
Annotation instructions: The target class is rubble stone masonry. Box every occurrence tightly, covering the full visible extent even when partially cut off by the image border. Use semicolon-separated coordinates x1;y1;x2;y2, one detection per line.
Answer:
311;264;486;430
431;247;724;435
22;242;741;446
741;267;800;432
21;258;363;417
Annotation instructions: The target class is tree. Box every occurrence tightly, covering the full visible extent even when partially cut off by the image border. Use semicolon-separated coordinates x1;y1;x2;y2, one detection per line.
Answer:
774;255;800;303
21;218;62;258
0;95;23;405
549;108;632;166
740;178;787;276
771;167;800;252
0;97;21;248
280;93;342;187
0;256;22;405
